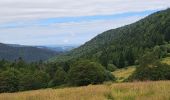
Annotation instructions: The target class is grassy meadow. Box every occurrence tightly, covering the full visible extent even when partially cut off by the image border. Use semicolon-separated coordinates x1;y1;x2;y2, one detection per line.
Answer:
0;81;169;100
112;66;136;82
161;57;170;65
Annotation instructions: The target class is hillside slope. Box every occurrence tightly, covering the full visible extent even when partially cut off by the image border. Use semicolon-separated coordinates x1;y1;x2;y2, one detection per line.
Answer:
0;43;58;62
51;8;170;68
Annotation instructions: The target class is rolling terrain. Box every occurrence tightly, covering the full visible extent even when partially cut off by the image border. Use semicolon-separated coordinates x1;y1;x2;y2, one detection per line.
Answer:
0;43;59;62
0;8;170;100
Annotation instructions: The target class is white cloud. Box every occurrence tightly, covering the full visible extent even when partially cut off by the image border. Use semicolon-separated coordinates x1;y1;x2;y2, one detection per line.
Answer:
0;0;170;23
0;0;170;45
0;15;144;45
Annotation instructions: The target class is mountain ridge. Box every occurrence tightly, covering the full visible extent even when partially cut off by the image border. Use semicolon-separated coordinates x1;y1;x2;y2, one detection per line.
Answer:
0;43;59;62
50;8;170;68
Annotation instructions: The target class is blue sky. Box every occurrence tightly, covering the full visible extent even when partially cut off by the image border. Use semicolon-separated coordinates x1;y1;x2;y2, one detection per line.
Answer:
0;10;157;29
0;0;170;46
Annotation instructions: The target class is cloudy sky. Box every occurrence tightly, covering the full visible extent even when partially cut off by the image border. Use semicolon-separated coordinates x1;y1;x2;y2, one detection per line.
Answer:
0;0;170;46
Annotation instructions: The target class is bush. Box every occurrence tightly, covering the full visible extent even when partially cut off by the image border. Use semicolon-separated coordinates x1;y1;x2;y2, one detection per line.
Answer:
19;70;50;91
68;60;115;86
153;45;167;59
107;64;117;72
104;70;116;81
48;68;67;87
130;52;170;81
130;62;170;81
164;44;170;53
0;68;20;93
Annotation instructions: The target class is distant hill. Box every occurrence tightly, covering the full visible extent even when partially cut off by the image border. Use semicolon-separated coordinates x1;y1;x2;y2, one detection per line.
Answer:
0;43;59;62
36;45;78;52
50;8;170;68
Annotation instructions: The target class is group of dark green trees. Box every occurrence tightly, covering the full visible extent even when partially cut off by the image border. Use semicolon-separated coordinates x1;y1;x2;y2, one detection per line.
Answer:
129;51;170;81
0;58;115;93
1;45;170;93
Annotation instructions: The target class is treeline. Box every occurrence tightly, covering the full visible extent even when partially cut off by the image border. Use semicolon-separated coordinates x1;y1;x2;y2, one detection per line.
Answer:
99;44;170;68
1;45;170;93
0;58;115;93
50;8;170;69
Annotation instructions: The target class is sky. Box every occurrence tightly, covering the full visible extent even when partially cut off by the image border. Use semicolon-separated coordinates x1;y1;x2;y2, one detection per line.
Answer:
0;0;170;46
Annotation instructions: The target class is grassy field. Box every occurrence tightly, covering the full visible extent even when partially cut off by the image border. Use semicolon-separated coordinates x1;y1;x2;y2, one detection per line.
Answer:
0;81;169;100
161;57;170;65
112;66;136;82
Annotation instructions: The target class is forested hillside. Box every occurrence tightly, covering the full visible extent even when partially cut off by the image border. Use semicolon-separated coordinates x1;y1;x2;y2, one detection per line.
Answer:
0;43;58;62
51;8;170;68
0;8;170;93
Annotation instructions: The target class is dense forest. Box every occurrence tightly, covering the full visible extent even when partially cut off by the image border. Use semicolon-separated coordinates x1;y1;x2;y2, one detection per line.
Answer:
0;58;114;93
0;8;170;93
51;8;170;68
0;43;59;62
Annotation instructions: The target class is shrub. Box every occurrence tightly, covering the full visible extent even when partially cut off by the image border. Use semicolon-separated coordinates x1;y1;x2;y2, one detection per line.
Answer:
107;64;117;72
19;70;50;91
0;68;20;93
68;60;115;86
48;68;67;87
104;70;116;81
130;52;170;81
130;62;170;81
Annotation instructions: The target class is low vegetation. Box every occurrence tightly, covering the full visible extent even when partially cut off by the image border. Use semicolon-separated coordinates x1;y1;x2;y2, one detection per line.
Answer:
68;60;115;86
0;81;169;100
112;66;136;82
129;52;170;81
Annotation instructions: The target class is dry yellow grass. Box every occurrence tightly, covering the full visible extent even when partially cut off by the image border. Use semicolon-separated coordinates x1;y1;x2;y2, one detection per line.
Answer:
161;57;170;65
112;66;136;82
0;81;169;100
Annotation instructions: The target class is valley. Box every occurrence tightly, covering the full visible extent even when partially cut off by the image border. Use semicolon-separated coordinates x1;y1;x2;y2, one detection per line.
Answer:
0;7;170;100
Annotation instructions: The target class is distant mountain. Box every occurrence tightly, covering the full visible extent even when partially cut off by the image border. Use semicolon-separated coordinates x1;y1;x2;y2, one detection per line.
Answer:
50;8;170;68
36;45;78;52
6;44;26;47
0;43;59;62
